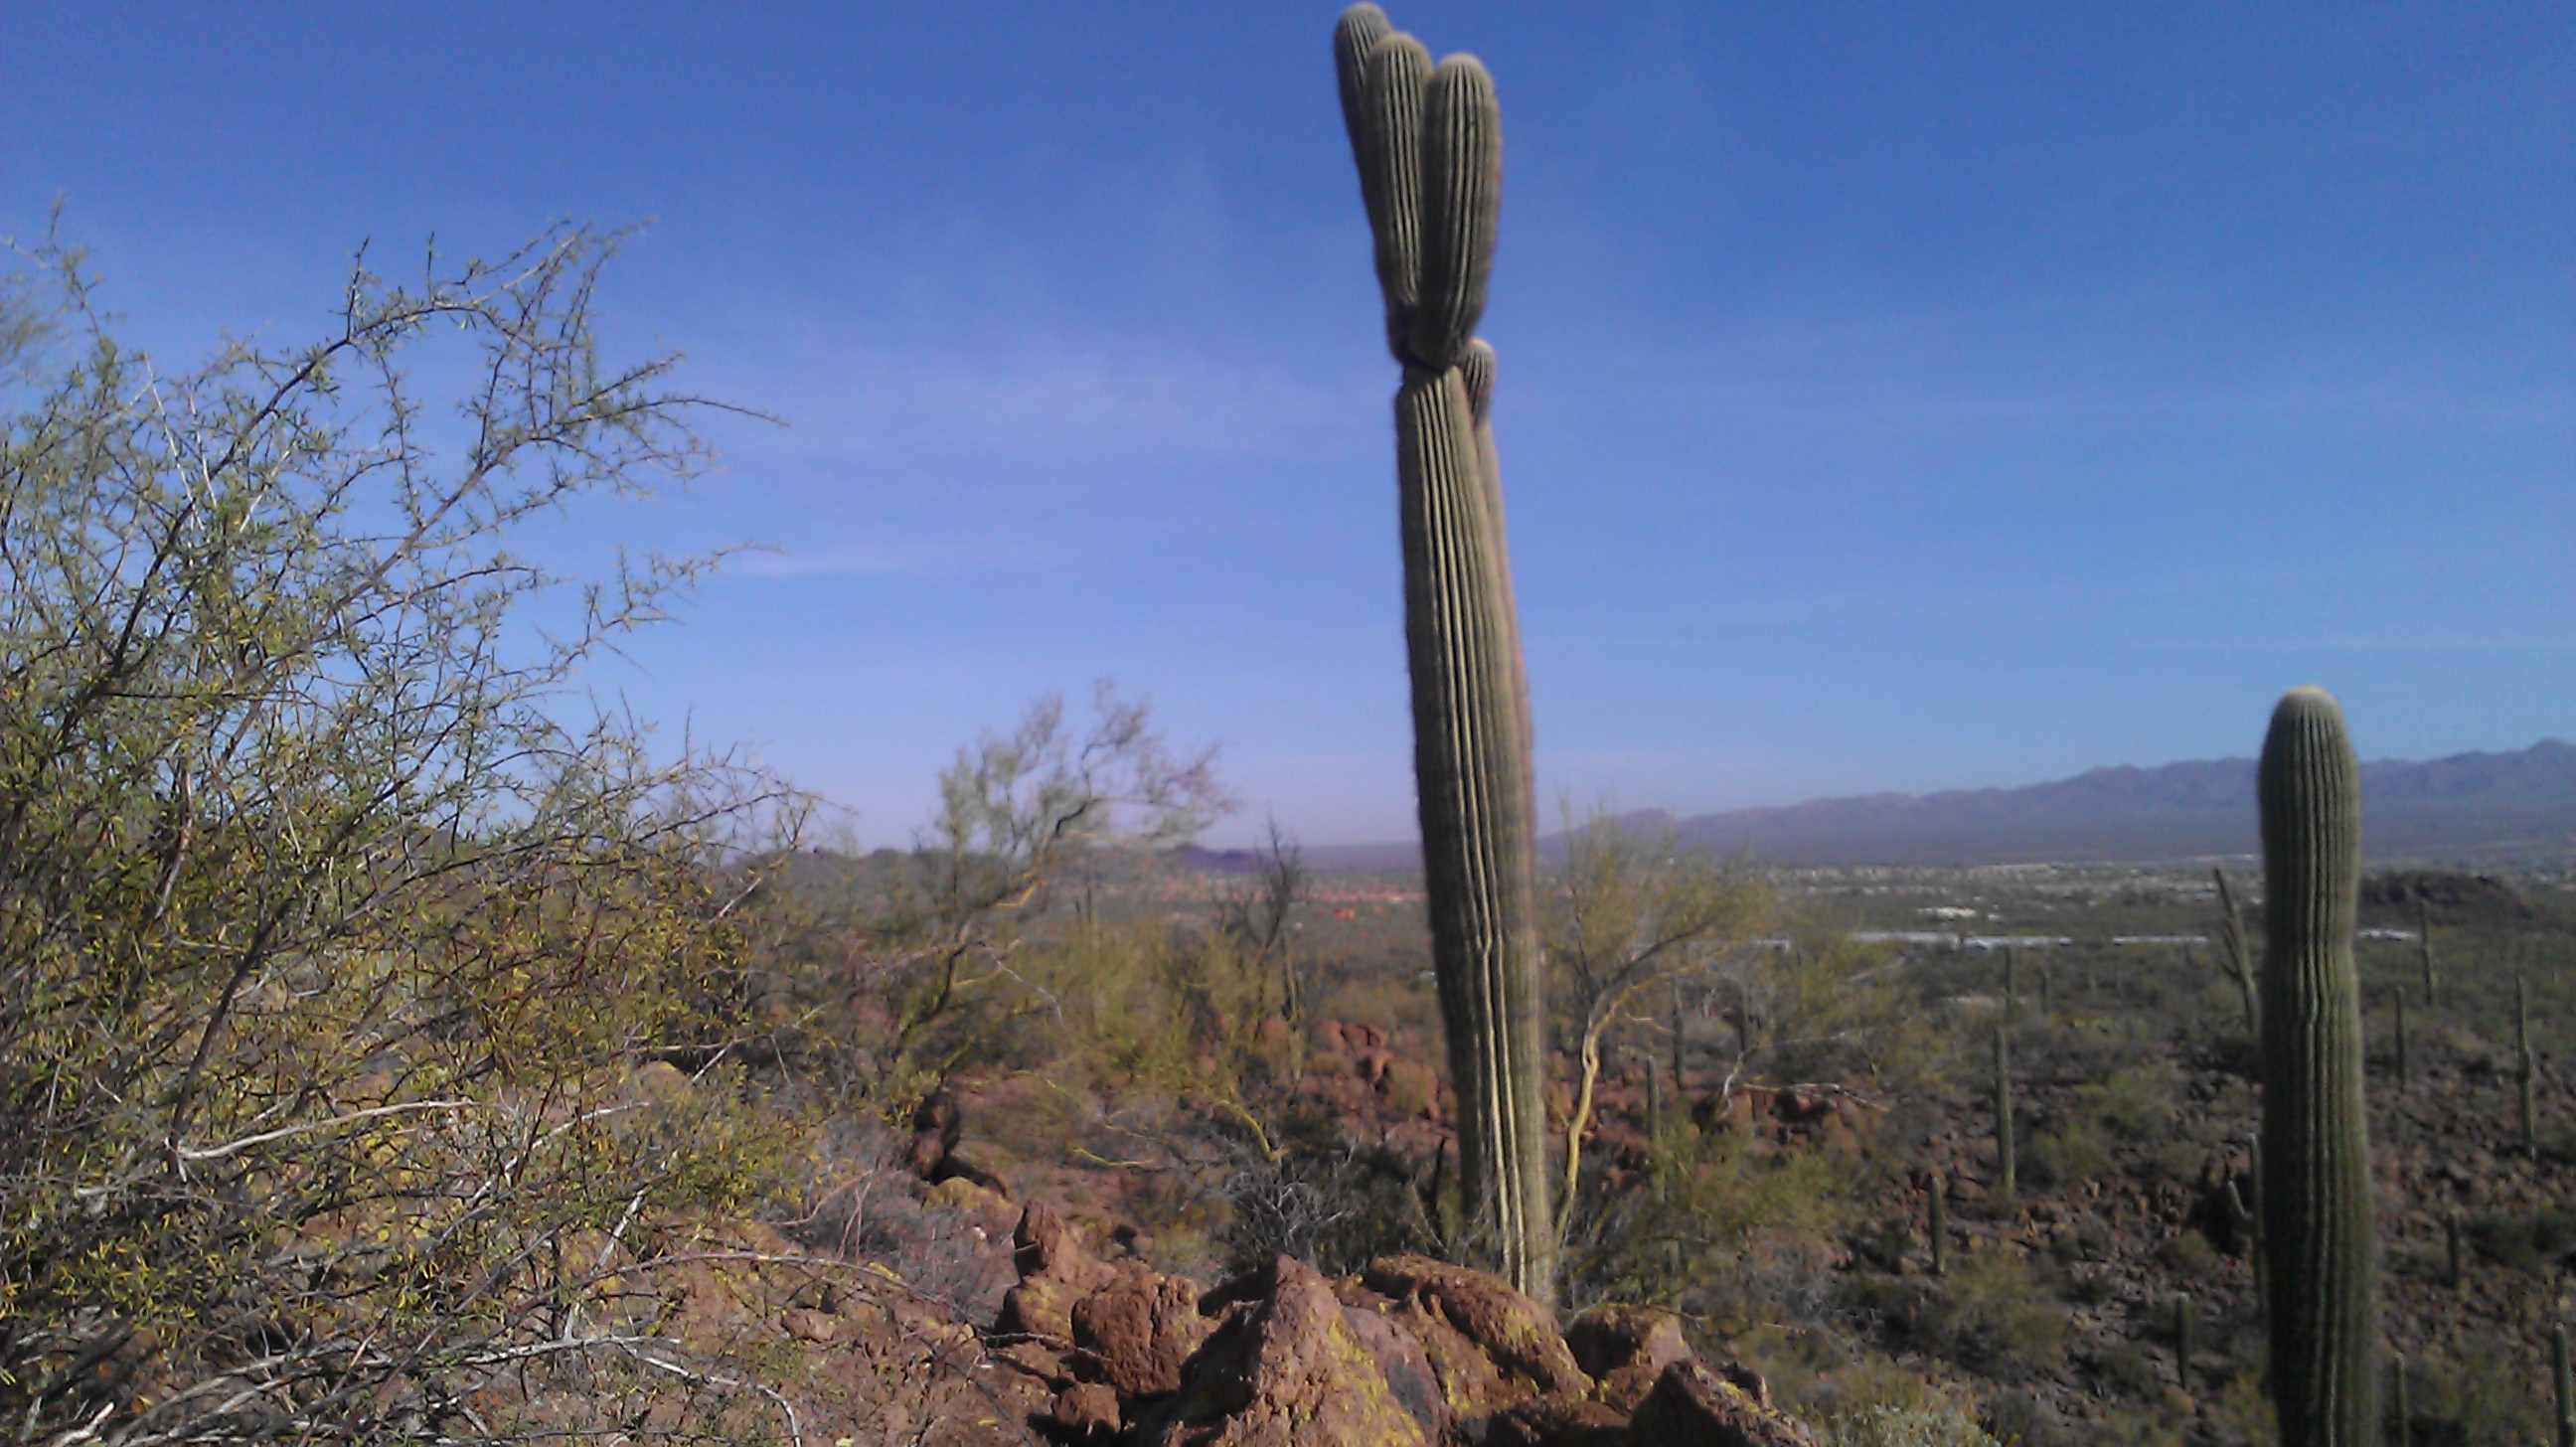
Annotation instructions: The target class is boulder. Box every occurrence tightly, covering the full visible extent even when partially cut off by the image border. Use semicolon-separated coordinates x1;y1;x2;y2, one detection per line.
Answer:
1138;1255;1432;1447
1072;1271;1208;1398
1625;1360;1819;1447
1049;1380;1120;1444
1362;1255;1591;1402
1562;1306;1690;1412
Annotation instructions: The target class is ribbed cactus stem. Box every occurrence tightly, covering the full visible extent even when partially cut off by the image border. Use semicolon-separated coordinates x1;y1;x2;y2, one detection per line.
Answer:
1927;1170;1948;1277
1460;340;1533;813
1994;1025;2015;1200
1337;5;1550;1298
1410;57;1500;367
2256;686;2378;1447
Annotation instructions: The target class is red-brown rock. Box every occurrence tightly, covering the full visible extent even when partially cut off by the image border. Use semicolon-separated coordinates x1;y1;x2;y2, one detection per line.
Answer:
1138;1255;1432;1447
1361;1255;1592;1400
1072;1271;1208;1398
1562;1306;1690;1412
1488;1395;1631;1447
1625;1360;1819;1447
1050;1380;1120;1443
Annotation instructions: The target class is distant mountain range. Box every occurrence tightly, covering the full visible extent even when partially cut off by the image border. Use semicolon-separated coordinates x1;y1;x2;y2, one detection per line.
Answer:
1273;739;2576;872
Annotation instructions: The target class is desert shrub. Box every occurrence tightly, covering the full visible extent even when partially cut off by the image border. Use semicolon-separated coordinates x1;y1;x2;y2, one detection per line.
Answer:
0;228;820;1446
1563;1116;1860;1319
2159;1228;2222;1277
1218;1126;1438;1276
2393;1337;2546;1446
2462;1206;2576;1272
2024;1112;2111;1188
1829;1402;2003;1447
1848;1247;2069;1381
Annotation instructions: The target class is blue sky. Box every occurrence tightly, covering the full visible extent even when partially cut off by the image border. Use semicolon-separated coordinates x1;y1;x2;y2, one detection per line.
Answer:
6;3;2569;847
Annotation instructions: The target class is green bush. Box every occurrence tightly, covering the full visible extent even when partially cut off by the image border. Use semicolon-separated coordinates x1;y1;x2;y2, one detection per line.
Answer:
1845;1246;2070;1381
1829;1402;2003;1447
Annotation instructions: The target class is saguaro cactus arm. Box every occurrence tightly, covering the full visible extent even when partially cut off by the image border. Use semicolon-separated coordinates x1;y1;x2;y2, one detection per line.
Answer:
2256;686;2379;1447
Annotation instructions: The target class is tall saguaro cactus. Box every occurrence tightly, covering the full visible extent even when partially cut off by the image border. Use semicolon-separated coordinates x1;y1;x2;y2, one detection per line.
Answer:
2256;687;2379;1446
1335;3;1552;1297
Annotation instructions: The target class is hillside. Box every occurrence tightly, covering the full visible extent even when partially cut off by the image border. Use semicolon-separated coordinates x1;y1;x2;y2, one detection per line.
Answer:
1287;739;2576;871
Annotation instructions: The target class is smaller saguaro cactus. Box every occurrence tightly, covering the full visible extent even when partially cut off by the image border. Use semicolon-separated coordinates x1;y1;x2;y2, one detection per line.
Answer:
2444;1211;2463;1287
1928;1171;1949;1277
2246;1143;2270;1314
2213;868;2261;1037
2173;1292;2196;1394
1994;1025;2016;1200
2389;1354;2411;1447
2520;972;2540;1159
2037;963;2054;1020
2416;899;2438;1009
2391;988;2410;1088
2554;1321;2575;1447
2256;686;2377;1447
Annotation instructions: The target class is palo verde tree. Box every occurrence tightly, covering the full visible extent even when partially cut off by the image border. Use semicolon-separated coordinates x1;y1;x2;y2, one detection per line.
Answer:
1541;808;1768;1247
1334;1;1554;1299
0;226;811;1447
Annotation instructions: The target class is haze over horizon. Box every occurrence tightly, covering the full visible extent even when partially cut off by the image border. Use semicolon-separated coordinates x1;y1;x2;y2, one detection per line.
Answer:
7;4;2568;848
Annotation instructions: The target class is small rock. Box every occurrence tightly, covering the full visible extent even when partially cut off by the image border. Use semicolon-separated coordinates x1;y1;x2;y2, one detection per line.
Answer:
780;1307;843;1346
1051;1380;1120;1443
1488;1395;1629;1447
1563;1305;1690;1412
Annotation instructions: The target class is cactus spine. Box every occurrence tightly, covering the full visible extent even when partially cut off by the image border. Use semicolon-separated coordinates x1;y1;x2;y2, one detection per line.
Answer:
2256;687;2378;1446
1335;4;1551;1298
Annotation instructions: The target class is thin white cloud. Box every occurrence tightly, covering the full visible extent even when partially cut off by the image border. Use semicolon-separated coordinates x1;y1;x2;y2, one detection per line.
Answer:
731;533;1066;580
709;334;1379;474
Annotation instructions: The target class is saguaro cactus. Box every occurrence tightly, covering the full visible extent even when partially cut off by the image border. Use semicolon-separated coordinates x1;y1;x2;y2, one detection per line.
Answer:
1994;1025;2016;1200
2415;899;2438;1008
2256;687;2379;1446
2519;972;2540;1159
1334;4;1552;1297
2553;1321;2574;1447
